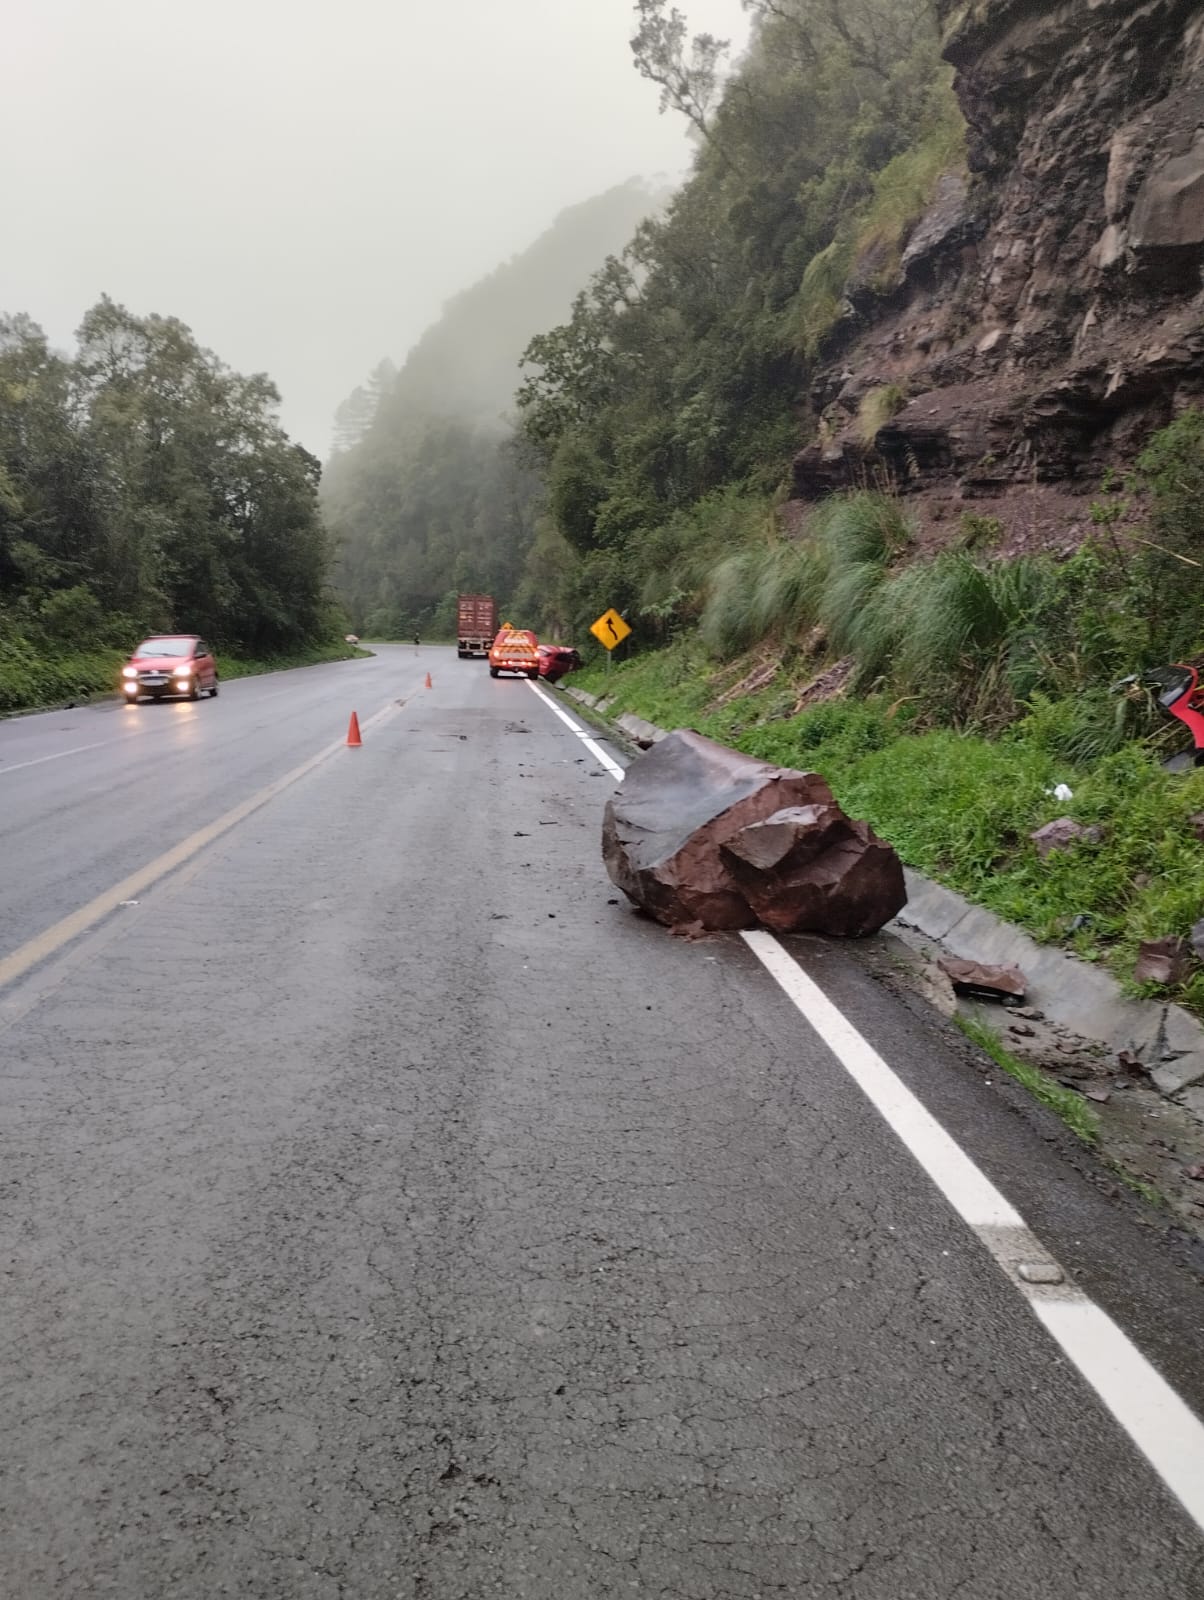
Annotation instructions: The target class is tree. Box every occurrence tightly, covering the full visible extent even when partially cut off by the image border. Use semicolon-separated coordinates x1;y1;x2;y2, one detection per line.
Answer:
0;296;336;659
630;1;730;143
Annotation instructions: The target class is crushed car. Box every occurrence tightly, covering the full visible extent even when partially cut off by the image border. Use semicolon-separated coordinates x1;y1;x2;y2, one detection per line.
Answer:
537;644;583;684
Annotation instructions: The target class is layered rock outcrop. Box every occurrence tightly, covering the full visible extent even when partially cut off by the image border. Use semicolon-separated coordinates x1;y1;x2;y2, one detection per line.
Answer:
793;0;1204;517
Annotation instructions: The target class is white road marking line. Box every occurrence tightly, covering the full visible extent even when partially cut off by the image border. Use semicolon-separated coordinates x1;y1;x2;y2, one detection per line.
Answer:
0;698;403;994
1032;1298;1204;1527
743;931;1022;1229
0;740;112;775
741;927;1204;1532
525;681;626;779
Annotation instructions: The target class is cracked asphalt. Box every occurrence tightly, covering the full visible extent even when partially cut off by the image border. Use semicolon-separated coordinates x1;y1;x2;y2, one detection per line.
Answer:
2;644;1203;1597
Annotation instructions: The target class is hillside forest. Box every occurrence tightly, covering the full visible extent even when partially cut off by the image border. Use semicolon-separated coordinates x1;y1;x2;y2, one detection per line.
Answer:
321;179;667;641
0;299;338;709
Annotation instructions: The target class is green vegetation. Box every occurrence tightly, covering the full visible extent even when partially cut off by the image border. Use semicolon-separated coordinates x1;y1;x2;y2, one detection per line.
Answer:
573;449;1204;1013
954;1015;1100;1145
515;1;963;640
1;299;344;713
857;384;909;443
318;5;972;648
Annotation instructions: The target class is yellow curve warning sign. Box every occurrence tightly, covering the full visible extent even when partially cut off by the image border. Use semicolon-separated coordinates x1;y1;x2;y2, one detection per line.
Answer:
590;608;632;650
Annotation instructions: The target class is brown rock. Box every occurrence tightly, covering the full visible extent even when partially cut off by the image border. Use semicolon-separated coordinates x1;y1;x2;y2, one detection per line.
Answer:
1130;129;1204;255
1133;935;1192;986
1030;817;1102;858
901;173;972;283
722;804;907;938
601;730;906;936
938;957;1027;1003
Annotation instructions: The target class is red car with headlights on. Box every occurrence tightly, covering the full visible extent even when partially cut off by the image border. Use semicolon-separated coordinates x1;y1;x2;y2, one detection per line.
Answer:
121;636;219;703
536;644;583;684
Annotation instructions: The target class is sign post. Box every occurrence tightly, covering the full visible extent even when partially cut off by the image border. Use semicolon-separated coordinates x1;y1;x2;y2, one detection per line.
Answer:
589;608;631;675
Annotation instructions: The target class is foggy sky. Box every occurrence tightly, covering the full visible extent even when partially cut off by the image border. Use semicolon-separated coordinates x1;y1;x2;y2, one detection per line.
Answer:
4;0;751;455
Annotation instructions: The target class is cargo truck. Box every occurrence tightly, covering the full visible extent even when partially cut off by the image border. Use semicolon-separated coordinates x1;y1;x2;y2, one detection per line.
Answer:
457;594;498;658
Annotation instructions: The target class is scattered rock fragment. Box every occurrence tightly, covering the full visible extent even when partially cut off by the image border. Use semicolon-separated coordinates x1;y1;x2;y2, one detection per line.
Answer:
1030;817;1103;857
937;956;1026;1002
1133;935;1191;986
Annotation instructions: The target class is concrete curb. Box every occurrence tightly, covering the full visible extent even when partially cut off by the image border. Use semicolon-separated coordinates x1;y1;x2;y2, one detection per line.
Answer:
895;871;1204;1099
561;688;1204;1102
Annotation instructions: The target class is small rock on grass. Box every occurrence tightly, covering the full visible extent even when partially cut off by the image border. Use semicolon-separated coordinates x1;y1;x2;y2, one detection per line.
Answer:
1031;818;1102;858
1133;936;1192;986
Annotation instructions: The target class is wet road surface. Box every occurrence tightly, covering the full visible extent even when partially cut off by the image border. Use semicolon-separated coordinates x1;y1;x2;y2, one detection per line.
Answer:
2;645;1203;1597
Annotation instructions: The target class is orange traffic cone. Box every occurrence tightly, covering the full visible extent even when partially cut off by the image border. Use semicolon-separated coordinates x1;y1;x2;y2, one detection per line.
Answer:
346;711;362;747
424;672;433;689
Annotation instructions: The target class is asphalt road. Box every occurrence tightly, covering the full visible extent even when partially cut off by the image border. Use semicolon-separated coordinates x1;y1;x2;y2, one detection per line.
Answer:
2;644;1203;1598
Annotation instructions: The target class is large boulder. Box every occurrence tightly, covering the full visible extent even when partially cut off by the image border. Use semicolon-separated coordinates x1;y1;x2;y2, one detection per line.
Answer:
602;730;907;936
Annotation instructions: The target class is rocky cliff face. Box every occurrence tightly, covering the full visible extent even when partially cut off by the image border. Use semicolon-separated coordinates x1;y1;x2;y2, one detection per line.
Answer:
794;0;1204;544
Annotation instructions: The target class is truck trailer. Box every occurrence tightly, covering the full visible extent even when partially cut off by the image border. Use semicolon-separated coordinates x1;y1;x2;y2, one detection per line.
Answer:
457;594;498;658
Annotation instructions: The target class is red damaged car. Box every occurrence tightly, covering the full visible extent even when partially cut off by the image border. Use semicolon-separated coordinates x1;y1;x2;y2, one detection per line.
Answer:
121;635;219;703
536;644;583;684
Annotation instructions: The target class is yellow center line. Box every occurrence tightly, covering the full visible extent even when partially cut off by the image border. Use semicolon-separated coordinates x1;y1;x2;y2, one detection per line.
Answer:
0;699;403;993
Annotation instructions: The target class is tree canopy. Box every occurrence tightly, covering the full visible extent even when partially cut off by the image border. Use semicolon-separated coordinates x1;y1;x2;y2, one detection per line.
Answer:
0;297;334;659
514;0;957;640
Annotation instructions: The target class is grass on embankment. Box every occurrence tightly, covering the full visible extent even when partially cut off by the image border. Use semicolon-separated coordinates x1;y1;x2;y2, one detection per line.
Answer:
574;640;1204;1019
955;1015;1100;1145
0;635;366;715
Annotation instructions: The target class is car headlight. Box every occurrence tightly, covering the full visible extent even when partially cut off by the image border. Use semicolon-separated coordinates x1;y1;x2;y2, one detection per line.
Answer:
175;662;193;675
122;665;137;678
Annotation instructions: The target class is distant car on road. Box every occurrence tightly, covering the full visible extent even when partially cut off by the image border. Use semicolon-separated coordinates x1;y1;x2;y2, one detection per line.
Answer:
537;644;583;684
121;636;219;704
488;626;540;680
